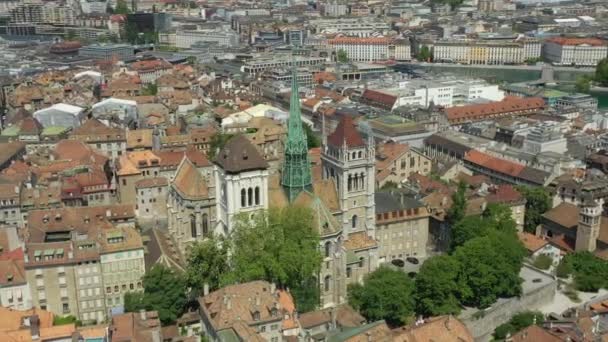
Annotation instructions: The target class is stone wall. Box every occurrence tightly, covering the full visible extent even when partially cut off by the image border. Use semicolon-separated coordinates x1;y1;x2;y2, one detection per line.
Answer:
459;265;557;341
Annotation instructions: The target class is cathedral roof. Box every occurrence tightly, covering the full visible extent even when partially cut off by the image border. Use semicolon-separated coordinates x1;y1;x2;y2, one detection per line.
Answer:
215;135;268;173
172;157;208;200
327;115;365;148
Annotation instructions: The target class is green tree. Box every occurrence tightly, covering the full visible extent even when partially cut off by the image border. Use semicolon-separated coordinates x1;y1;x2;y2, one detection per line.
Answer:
207;133;234;160
142;83;158;96
115;0;131;14
451;215;486;250
380;181;399;190
303;123;320;149
185;236;231;295
454;231;525;308
337;49;349;63
447;181;467;225
575;75;592;93
348;266;415;327
53;315;81;326
431;0;464;9
417;45;432;62
532;254;553;270
493;311;544;340
228;207;322;312
124;264;188;325
516;186;551;234
566;252;608;292
482;203;517;234
556;257;573;278
415;255;462;316
595;58;608;87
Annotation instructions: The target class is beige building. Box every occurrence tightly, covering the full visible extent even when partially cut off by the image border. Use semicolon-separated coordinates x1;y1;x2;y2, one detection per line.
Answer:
375;141;431;188
70;118;127;160
168;158;216;255
327;37;411;62
543;37;608;66
135;177;169;220
375;191;430;262
433;38;541;65
198;280;299;342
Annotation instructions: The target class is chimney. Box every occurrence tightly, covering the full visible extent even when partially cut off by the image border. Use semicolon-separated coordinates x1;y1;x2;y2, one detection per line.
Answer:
203;283;209;296
30;315;40;340
445;315;452;331
270;283;276;294
139;309;146;321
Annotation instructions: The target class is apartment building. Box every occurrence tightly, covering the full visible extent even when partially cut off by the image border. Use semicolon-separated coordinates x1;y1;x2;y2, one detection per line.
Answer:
543;37;608;66
135;177;168;220
130;59;173;84
375;191;430;261
328;37;411;62
308;18;390;37
70;118;126;160
433;38;540;65
174;29;239;49
242;56;326;75
375;141;431;188
0;183;22;227
0;248;31;311
79;44;134;61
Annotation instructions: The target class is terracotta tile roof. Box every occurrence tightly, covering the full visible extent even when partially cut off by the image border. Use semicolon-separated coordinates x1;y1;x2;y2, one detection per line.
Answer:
0;142;26;168
53;140;108;167
464;150;548;184
70;118;124;141
361;89;397;109
110;311;161;342
509;325;563;342
343;231;377;251
98;226;143;253
0;248;26;286
409;173;450;195
486;184;524;204
126;129;153;149
445;97;545;123
375;141;410;182
392;315;474;342
518;232;549;254
327;115;365;148
0;307;54;336
199;281;296;334
299;304;365;329
542;202;579;229
18;117;43;135
172;157;209;200
547;37;606;46
214;135;268;173
130;59;172;72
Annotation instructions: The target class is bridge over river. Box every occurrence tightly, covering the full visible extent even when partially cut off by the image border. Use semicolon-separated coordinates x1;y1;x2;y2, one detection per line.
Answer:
393;62;594;84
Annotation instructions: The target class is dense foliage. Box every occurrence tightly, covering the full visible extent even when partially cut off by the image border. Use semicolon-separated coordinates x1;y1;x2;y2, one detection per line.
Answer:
207;133;234;159
414;255;462;316
53;315;81;326
595;58;608;87
532;254;553;270
493;311;544;340
337;49;349;63
562;252;608;292
303;123;321;149
348;266;415;327
447;181;467;225
124;264;188;325
186;236;231;294
516;186;552;234
417;46;432;62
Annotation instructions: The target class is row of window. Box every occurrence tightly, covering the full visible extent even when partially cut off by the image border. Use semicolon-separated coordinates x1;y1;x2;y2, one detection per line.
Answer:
241;187;261;208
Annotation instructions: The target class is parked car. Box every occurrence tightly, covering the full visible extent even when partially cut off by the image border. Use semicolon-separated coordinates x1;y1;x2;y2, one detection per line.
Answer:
406;257;419;265
391;259;405;267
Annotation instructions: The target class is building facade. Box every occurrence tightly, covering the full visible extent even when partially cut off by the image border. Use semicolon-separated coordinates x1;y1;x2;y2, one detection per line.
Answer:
543;37;608;66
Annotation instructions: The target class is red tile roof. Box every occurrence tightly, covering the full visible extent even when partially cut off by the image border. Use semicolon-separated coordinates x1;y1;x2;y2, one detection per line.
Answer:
361;89;397;109
464;150;547;184
445;97;545;123
547;37;606;46
327;116;365;148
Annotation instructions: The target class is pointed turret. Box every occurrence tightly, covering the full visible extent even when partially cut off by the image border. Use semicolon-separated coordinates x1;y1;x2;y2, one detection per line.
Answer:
281;64;313;202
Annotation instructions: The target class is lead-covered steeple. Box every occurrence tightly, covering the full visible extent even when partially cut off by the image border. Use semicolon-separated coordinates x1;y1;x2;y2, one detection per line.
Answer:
281;62;313;202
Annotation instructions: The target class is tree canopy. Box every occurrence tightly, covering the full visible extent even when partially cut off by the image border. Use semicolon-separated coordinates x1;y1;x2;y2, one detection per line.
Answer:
595;58;608;87
303;123;321;149
451;203;517;250
348;266;415;327
562;252;608;292
124;264;188;325
494;311;544;340
207;133;234;160
415;255;462;316
185;236;231;295
516;186;551;234
447;181;467;225
337;49;349;63
417;46;432;62
228;207;322;312
115;0;131;14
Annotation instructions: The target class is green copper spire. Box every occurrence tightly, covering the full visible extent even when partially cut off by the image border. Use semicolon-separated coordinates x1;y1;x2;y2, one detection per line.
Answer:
281;61;313;202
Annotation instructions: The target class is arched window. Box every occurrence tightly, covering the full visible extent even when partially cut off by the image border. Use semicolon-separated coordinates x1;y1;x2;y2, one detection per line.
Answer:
325;241;332;257
352;152;356;160
360;173;365;189
347;174;352;191
202;213;208;236
358;151;362;158
352;215;358;229
346;267;352;278
254;187;260;205
190;214;197;238
248;188;253;206
241;189;246;207
359;257;364;268
324;275;331;292
353;174;358;191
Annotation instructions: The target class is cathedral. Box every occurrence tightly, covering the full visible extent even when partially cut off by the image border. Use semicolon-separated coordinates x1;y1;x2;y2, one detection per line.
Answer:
169;67;380;308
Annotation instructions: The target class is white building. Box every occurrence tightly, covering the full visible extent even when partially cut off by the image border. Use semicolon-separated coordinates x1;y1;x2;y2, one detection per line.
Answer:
324;1;348;16
174;29;239;49
328;37;411;62
542;37;608;66
308;18;391;37
433;38;541;65
92;98;138;127
521;122;568;154
214;135;269;235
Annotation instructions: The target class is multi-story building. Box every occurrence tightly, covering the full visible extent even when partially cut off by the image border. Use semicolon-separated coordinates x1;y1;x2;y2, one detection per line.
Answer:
375;191;430;262
9;3;43;23
174;29;239;49
307;18;390;37
328;37;411;62
135;177;168;220
130;59;173;85
433;38;541;65
99;226;145;313
70;118;126;160
375;141;431;188
79;44;134;61
324;1;348;16
241;56;326;75
0;183;22;227
542;37;608;66
0;248;31;311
